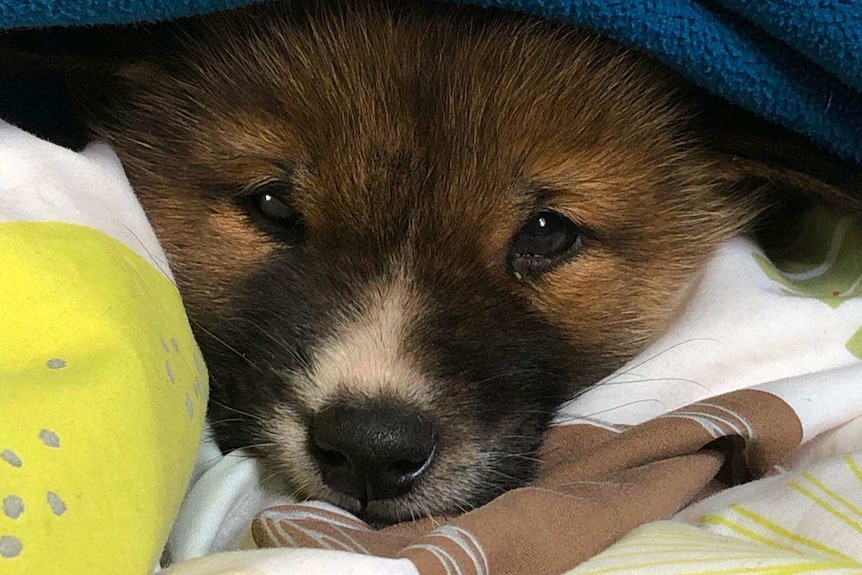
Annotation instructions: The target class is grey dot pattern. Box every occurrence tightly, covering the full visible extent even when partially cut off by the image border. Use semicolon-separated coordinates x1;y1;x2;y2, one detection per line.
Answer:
38;430;60;448
47;492;66;516
46;358;66;370
162;335;205;421
1;450;22;468
0;536;22;559
3;496;23;520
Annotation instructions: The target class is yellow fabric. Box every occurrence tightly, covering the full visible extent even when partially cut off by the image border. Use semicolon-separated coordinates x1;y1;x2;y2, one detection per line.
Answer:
0;222;207;574
566;522;862;575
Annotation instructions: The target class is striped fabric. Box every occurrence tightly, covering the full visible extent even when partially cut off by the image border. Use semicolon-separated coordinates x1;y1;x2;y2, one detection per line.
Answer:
567;520;862;575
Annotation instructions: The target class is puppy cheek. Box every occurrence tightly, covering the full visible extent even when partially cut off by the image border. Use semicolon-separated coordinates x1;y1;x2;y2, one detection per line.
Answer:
150;203;279;315
214;210;281;283
528;252;666;358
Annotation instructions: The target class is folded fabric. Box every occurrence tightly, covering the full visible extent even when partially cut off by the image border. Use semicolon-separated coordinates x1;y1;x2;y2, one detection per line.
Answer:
245;370;862;575
2;0;861;168
162;207;862;574
569;421;862;575
0;120;208;575
163;419;862;575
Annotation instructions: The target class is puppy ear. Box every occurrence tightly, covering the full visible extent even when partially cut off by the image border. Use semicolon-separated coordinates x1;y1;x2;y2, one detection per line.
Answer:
0;27;165;148
695;93;862;214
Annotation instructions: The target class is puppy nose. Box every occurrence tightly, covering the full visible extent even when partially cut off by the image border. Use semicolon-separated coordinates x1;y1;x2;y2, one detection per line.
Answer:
310;401;436;503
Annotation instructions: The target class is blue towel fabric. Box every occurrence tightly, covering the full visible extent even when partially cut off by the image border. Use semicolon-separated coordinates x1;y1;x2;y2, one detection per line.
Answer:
2;0;861;167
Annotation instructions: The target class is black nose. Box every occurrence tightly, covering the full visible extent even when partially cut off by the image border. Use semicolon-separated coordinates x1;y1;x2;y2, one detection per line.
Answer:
310;401;436;504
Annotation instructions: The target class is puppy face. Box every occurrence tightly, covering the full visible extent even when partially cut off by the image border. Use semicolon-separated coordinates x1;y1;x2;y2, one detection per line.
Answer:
81;0;766;523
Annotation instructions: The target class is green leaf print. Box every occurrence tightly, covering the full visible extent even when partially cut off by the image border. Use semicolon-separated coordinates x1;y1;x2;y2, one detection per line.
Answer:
845;326;862;359
753;207;862;360
753;207;862;309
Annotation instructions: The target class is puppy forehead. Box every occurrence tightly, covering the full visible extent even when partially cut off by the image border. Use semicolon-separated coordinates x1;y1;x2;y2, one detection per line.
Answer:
188;5;680;179
159;1;695;268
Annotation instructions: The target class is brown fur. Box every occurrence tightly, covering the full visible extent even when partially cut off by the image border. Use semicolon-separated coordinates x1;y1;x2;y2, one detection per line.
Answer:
5;0;860;524
88;2;759;354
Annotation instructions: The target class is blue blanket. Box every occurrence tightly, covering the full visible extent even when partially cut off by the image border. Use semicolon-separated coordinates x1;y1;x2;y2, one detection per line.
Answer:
2;0;861;167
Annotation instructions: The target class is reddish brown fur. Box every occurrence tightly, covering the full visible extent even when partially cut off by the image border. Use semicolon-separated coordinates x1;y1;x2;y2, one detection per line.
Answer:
48;0;857;522
91;2;757;344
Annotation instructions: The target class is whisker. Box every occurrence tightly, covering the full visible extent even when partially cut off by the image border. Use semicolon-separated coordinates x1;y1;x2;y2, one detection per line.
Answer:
595;376;709;392
426;504;443;528
208;397;270;427
482;468;523;484
488;452;543;464
467;368;551;387
119;221;173;279
241;318;314;372
554;397;666;423
601;338;721;384
189;317;264;373
206;418;248;431
227;441;280;453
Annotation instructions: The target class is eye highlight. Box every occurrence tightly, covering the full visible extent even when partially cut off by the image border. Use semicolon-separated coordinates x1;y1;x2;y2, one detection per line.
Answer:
508;211;585;278
244;182;305;241
259;191;298;221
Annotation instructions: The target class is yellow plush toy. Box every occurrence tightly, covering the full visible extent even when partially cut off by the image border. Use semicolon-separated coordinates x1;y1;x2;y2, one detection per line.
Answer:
0;122;207;574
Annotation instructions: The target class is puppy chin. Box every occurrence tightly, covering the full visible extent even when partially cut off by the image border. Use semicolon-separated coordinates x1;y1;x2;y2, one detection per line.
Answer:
304;469;488;526
312;487;431;526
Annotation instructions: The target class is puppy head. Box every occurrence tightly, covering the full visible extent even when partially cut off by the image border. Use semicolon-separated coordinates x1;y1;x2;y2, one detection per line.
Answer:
48;0;857;523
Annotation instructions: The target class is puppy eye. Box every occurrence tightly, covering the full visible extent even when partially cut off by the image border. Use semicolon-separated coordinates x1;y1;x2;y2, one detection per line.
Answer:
258;191;298;221
244;182;305;240
508;211;585;277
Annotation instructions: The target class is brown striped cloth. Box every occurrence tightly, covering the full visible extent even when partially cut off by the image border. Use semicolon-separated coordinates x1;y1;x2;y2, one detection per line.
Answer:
248;387;810;575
